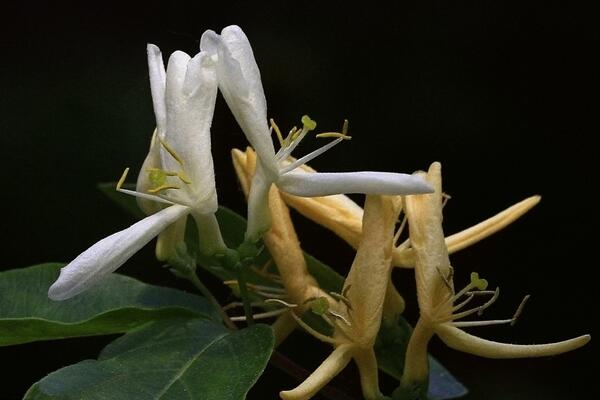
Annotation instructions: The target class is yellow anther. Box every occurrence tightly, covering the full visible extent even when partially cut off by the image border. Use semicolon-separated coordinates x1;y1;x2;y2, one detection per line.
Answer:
147;184;180;193
147;168;168;188
301;115;317;131
158;137;184;166
470;272;489;291
316;119;351;140
116;167;130;190
315;132;352;140
270;118;285;146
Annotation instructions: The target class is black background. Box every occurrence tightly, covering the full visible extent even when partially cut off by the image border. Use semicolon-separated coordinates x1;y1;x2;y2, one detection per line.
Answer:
1;1;596;399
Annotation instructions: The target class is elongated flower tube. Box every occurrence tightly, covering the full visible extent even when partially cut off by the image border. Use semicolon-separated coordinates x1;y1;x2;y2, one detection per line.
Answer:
399;162;590;391
280;195;401;400
48;44;225;301
200;25;432;242
232;147;333;345
278;160;542;268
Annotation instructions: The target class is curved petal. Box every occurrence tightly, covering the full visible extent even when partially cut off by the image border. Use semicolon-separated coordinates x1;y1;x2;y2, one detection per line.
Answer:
48;205;190;301
163;50;219;213
201;26;278;176
147;44;167;135
278;171;433;197
436;324;590;359
280;344;354;400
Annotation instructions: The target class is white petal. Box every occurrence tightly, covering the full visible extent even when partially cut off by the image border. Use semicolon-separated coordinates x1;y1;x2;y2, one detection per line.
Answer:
147;44;167;135
436;324;590;358
278;171;434;197
163;50;219;213
245;161;274;242
201;26;278;176
48;205;190;301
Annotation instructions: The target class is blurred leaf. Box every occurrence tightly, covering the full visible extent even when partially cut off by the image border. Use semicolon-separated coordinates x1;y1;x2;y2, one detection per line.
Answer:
97;182;144;218
0;264;218;346
25;319;274;400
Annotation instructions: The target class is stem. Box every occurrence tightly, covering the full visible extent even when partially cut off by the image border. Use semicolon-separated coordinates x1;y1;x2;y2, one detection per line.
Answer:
236;269;255;325
186;271;237;330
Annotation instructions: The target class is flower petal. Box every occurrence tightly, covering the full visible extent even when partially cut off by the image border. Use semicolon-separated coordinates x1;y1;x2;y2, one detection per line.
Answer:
147;44;167;134
163;50;219;213
48;205;190;301
436;324;590;358
280;344;354;400
278;171;433;197
445;195;541;255
201;26;278;176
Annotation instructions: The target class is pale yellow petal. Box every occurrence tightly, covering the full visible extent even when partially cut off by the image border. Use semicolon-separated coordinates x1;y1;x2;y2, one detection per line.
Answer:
353;348;383;400
445;195;541;254
279;344;354;400
343;195;400;344
154;215;187;261
436;323;590;358
405;162;453;316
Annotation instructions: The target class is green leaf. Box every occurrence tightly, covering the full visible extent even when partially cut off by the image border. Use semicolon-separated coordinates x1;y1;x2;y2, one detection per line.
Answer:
0;264;218;346
97;182;145;219
25;319;274;400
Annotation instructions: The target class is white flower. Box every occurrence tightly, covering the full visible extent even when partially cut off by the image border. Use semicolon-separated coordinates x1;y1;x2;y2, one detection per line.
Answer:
200;25;433;241
48;44;225;301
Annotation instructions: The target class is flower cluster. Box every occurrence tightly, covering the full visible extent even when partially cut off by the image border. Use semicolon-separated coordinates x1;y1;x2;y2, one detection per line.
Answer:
47;24;590;400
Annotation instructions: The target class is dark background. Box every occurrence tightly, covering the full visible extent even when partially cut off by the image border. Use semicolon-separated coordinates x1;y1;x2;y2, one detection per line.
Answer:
1;1;596;399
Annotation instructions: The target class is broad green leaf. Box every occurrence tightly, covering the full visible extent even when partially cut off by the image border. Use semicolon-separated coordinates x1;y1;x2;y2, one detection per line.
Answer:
0;264;218;346
25;319;274;400
100;184;467;398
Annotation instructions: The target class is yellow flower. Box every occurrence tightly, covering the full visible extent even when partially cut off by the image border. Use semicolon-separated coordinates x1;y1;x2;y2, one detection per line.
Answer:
279;194;401;400
399;162;590;390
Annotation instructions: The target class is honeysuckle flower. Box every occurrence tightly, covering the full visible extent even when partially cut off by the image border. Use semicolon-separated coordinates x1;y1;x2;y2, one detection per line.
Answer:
278;160;542;269
200;25;433;242
48;44;225;301
232;147;333;345
279;195;401;400
399;162;590;391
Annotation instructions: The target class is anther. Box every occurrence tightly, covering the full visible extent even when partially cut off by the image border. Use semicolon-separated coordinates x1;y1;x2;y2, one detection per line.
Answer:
510;295;530;326
116;168;130;190
270;118;285;146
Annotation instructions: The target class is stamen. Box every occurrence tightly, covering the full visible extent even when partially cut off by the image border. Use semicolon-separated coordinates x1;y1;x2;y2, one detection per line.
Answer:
329;291;353;311
328;310;351;326
442;193;452;209
116;167;130;190
289;311;340;345
393;215;408;245
342;285;352;298
177;172;192;184
452;293;475;312
115;168;177;206
451;318;514;328
436;265;454;292
147;184;181;193
510;295;530;326
116;188;177;206
158;137;184;166
265;299;298;308
447;287;500;321
279;137;344;174
270;118;285;146
230;308;289;321
316;132;352;140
